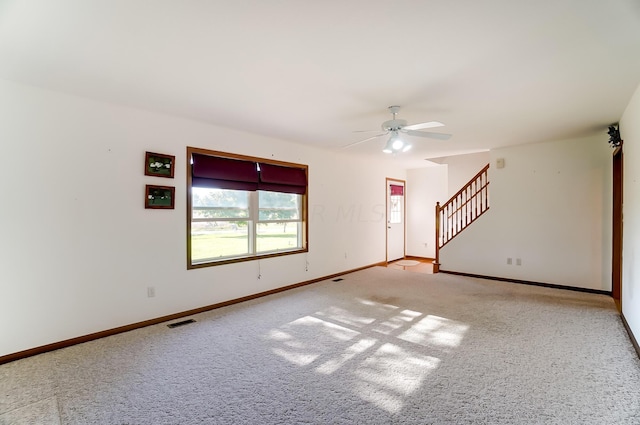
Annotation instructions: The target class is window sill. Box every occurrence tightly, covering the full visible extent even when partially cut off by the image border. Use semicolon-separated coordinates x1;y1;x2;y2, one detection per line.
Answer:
188;247;308;269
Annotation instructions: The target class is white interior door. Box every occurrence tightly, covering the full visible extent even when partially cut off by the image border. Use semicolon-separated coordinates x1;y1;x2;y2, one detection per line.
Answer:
387;179;405;262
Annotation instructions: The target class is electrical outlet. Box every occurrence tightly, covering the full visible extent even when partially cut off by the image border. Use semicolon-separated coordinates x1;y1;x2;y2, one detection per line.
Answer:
147;286;156;298
507;258;512;265
516;258;522;266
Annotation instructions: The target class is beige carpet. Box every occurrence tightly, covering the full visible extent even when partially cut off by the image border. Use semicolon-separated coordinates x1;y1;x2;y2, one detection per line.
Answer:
2;267;640;424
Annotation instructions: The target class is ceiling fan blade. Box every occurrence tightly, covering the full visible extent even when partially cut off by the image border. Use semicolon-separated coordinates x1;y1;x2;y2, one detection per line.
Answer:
403;129;452;140
403;121;445;131
341;133;388;149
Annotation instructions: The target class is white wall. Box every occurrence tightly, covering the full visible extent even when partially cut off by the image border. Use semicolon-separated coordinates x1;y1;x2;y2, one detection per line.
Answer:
0;79;406;357
440;135;612;291
406;165;447;258
440;152;491;198
620;82;640;343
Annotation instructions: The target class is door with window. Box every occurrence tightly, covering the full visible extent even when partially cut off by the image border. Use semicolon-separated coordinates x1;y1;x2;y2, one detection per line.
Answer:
386;179;406;262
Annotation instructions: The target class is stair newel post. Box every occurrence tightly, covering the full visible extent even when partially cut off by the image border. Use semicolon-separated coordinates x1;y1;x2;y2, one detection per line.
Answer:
434;202;441;273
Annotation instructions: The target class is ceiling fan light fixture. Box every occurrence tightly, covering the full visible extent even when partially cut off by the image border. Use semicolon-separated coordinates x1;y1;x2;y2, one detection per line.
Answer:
382;131;412;154
388;131;404;151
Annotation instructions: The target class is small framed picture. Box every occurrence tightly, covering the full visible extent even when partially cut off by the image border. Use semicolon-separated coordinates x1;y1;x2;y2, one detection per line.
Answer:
145;151;175;178
145;185;175;209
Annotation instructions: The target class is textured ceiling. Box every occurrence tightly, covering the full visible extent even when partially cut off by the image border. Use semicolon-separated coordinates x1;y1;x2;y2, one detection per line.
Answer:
1;0;640;165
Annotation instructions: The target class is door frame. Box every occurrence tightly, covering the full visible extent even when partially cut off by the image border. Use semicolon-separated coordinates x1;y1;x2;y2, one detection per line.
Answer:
385;177;407;263
612;146;623;311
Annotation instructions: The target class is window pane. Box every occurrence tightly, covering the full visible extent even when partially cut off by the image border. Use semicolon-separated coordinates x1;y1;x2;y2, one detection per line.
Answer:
256;222;300;253
193;208;248;219
390;195;402;224
193;186;247;205
258;191;300;221
191;221;250;261
192;188;249;219
258;208;300;221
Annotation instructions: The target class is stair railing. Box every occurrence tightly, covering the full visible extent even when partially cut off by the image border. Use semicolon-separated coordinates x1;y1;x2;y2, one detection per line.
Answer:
434;163;490;272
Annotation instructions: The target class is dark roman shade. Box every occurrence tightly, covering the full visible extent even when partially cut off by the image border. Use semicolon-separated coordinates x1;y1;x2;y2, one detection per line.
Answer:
191;153;307;194
390;184;404;196
259;163;307;195
191;153;259;191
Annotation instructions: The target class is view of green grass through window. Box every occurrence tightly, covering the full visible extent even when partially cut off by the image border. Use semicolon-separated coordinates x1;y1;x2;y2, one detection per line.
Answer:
191;187;303;263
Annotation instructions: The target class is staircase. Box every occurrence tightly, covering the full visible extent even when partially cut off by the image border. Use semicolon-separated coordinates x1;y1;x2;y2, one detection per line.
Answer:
434;163;490;272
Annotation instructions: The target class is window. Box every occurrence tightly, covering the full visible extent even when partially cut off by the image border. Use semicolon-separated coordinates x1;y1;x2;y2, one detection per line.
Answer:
187;148;308;268
389;184;403;224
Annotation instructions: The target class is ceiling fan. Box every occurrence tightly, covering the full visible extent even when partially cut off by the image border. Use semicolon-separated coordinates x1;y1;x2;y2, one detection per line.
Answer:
344;106;452;153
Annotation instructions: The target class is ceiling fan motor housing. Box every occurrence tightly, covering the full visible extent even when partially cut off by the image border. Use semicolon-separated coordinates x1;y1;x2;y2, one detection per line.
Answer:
381;119;407;131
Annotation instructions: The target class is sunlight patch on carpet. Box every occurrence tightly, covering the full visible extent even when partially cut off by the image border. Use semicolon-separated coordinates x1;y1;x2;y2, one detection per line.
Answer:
355;343;440;413
372;309;423;335
398;315;469;349
315;338;378;375
265;297;466;414
268;316;360;366
314;305;377;328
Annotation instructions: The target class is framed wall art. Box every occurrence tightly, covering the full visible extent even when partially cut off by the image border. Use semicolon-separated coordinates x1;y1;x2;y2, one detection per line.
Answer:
145;151;175;178
145;185;175;209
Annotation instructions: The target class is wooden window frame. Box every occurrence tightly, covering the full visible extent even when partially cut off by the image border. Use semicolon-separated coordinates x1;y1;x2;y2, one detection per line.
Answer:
187;147;308;269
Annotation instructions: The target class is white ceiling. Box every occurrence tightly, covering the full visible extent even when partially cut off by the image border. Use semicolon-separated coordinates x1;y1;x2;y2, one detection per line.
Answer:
1;1;640;166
